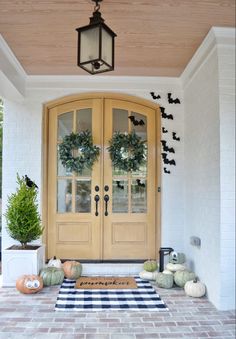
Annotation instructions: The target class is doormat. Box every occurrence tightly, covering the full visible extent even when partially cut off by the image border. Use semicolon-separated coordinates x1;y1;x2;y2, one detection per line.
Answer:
55;277;168;311
75;276;137;289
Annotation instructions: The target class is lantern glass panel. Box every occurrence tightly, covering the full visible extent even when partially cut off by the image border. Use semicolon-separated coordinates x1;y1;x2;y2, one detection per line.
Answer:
101;27;113;66
80;26;100;63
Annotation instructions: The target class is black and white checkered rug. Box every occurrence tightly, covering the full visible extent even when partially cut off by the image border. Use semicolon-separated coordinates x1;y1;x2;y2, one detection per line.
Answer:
55;277;168;311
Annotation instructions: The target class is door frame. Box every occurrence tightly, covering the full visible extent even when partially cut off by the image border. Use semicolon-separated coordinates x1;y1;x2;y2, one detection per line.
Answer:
42;92;161;260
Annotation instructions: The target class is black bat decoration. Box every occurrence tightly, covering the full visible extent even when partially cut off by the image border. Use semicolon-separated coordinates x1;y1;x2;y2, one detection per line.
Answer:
25;175;38;189
128;116;145;126
162;152;168;159
136;179;145;188
116;181;124;190
160;140;175;153
163;157;176;166
167;93;181;104
162;127;168;133
162;112;174;120
150;92;161;100
160;106;165;114
164;168;171;174
173;132;180;141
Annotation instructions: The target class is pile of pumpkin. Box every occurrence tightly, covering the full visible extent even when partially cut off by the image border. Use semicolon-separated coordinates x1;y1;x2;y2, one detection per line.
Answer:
16;257;82;294
139;253;206;298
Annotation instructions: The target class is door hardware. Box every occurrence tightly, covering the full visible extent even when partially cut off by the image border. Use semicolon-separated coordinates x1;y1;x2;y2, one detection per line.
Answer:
104;194;109;216
104;185;109;192
94;194;100;216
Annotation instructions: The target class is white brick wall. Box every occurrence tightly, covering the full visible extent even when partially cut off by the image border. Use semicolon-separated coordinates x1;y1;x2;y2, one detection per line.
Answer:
218;45;235;310
183;35;235;310
183;47;221;308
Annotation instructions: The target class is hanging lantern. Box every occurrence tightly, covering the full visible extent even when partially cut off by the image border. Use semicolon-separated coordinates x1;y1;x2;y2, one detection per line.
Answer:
76;0;117;74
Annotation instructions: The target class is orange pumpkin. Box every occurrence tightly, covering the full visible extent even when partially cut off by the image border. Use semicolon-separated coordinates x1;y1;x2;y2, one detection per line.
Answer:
63;261;82;279
16;275;43;294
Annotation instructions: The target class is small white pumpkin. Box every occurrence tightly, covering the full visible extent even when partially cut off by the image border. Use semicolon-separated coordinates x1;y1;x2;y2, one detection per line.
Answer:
166;263;186;272
162;269;173;275
139;270;158;281
184;278;206;298
47;256;62;269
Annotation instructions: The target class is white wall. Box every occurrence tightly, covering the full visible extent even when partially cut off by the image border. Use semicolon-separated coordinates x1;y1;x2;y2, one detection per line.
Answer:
2;77;185;254
218;44;235;309
182;28;235;310
183;47;221;307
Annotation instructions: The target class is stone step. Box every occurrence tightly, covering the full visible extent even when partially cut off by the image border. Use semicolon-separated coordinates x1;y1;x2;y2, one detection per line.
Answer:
81;263;143;276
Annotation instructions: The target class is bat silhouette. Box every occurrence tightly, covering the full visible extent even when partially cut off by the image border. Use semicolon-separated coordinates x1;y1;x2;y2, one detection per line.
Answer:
116;181;124;190
161;140;175;153
25;175;38;189
173;132;180;141
162;152;168;159
160;106;165;114
164;168;171;174
162;127;168;133
136;179;145;188
163;157;176;166
168;93;181;104
162;112;174;120
150;92;161;100
128;116;145;126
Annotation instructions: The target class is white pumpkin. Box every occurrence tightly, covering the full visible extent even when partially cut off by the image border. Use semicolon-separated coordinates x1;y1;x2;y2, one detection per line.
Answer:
162;269;173;275
139;270;158;281
166;263;186;272
184;278;206;298
47;256;62;269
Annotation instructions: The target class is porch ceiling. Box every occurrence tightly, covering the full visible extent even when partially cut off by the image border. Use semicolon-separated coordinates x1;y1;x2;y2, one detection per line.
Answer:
0;0;235;77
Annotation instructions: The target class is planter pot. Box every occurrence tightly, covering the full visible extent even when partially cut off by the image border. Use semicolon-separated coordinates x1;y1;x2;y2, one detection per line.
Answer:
2;244;45;287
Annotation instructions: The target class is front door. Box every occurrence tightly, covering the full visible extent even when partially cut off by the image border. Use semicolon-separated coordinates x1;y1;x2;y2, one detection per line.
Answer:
47;96;158;260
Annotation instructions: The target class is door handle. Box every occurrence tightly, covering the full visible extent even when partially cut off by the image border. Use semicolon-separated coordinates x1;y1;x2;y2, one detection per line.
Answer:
104;194;109;216
94;194;100;216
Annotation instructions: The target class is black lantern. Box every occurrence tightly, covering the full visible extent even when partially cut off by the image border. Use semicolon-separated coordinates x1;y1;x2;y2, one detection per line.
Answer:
76;0;117;75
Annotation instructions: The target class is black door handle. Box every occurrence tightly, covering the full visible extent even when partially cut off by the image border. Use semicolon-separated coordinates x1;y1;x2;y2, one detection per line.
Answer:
94;194;100;216
104;194;109;216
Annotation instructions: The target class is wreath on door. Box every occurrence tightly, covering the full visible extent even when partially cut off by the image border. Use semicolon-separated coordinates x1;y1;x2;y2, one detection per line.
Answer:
108;131;147;172
59;130;100;174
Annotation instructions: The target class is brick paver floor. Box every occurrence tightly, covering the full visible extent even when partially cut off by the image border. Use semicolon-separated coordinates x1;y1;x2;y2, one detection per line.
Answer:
0;280;235;339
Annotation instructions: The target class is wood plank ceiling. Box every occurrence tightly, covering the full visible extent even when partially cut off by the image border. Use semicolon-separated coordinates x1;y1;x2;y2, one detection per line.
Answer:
0;0;235;76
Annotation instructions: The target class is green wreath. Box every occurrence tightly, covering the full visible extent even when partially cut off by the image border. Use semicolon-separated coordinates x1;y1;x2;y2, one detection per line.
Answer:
59;130;100;174
108;131;147;172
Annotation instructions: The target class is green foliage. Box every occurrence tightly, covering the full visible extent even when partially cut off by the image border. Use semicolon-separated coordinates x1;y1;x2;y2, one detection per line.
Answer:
108;131;147;172
5;174;43;248
59;130;100;174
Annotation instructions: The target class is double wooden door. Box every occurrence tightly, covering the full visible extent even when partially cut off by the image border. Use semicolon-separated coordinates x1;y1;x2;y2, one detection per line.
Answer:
47;97;158;260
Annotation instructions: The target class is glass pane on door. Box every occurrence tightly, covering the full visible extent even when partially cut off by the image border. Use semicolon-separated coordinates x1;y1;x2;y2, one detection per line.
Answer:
58;112;73;141
112;180;128;213
75;179;91;213
57;179;72;212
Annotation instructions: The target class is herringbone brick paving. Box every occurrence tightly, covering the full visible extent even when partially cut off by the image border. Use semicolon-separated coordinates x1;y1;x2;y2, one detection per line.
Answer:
0;280;235;339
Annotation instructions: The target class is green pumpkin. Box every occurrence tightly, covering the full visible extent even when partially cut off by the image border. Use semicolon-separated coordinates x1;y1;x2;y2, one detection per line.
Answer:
156;272;174;289
40;267;64;286
174;270;196;288
169;252;186;264
143;260;158;272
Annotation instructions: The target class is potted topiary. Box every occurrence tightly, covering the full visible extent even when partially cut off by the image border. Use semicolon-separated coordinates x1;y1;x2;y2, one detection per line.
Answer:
2;174;45;286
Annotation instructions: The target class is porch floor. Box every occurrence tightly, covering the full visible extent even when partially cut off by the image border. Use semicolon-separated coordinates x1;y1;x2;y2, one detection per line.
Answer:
0;279;235;339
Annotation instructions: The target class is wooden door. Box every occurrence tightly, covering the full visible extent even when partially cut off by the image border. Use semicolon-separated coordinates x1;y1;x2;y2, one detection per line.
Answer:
103;99;156;259
48;99;103;259
47;96;157;260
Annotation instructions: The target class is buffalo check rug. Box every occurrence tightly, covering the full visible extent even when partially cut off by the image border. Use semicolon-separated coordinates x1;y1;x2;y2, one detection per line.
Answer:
55;277;168;311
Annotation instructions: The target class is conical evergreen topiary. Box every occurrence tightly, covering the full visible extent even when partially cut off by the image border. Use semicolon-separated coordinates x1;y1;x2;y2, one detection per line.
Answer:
5;174;43;249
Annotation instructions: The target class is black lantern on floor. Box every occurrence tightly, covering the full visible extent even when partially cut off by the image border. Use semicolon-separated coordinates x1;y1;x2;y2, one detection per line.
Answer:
76;0;117;75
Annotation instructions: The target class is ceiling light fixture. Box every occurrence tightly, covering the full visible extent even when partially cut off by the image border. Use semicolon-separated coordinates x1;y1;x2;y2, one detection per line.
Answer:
76;0;117;74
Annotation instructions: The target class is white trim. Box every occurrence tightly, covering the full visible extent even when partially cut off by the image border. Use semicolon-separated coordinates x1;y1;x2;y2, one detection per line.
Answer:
25;75;181;91
0;35;27;78
181;27;236;89
0;34;26;98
